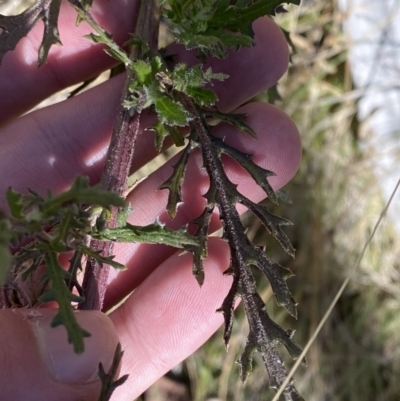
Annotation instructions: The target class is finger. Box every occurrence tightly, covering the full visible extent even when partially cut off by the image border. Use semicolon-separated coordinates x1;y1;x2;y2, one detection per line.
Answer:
0;309;118;401
109;237;232;401
0;0;139;126
104;101;301;310
0;18;288;208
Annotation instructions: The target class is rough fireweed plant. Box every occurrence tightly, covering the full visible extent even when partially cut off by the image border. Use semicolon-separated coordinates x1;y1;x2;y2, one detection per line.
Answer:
0;1;303;400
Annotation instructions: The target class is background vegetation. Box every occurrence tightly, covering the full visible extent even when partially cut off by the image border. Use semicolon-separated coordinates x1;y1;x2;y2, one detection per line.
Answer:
3;0;400;400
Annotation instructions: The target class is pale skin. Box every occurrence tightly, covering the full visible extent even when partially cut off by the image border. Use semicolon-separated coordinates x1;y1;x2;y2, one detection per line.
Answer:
0;1;301;400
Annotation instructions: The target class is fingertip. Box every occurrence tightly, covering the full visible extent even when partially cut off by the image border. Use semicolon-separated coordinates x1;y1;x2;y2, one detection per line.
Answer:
0;309;118;401
253;16;290;89
243;102;302;188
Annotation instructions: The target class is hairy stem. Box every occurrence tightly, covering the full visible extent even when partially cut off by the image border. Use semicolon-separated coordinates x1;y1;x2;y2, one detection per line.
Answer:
79;0;160;311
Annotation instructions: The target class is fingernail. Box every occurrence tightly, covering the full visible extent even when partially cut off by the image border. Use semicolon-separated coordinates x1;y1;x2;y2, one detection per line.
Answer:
31;310;119;384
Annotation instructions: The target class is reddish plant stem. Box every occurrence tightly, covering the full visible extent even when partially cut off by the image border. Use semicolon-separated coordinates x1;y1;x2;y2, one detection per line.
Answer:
79;1;160;311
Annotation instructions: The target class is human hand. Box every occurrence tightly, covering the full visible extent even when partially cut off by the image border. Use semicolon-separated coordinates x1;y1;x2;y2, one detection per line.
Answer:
0;1;301;400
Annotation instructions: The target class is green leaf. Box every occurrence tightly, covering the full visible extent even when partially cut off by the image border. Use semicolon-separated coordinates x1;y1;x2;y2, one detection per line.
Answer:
154;96;191;126
94;221;199;249
41;251;91;353
159;142;193;218
171;65;225;105
172;64;204;91
84;32;104;44
131;60;152;85
229;0;301;32
41;177;125;216
216;30;254;48
117;205;132;227
150;55;163;74
78;244;126;271
104;48;128;64
165;0;300;60
147;121;169;152
0;245;12;285
6;188;24;219
123;33;147;48
0;216;12;285
147;121;185;152
170;1;184;22
203;67;229;83
185;87;218;106
178;32;227;57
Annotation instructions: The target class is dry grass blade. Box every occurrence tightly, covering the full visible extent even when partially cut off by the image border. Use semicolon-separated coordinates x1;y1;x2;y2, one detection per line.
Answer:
272;176;400;401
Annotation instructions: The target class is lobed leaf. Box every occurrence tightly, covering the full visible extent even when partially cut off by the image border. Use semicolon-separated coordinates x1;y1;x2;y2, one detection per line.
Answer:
233;0;301;32
182;93;303;398
205;110;257;138
40;251;90;353
41;177;125;216
212;136;278;203
97;343;129;401
0;0;45;65
172;64;205;91
239;276;303;400
188;202;214;286
38;0;63;66
247;246;297;317
185;86;218;106
78;244;126;271
104;48;129;64
217;272;239;347
159;142;193;218
131;59;152;84
6;188;24;219
154;96;191;126
147;121;184;152
240;198;295;257
163;0;300;58
67;250;83;292
84;32;106;44
94;221;200;249
0;216;12;285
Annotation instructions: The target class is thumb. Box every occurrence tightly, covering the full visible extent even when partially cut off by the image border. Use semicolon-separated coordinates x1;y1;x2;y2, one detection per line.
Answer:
0;309;119;401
